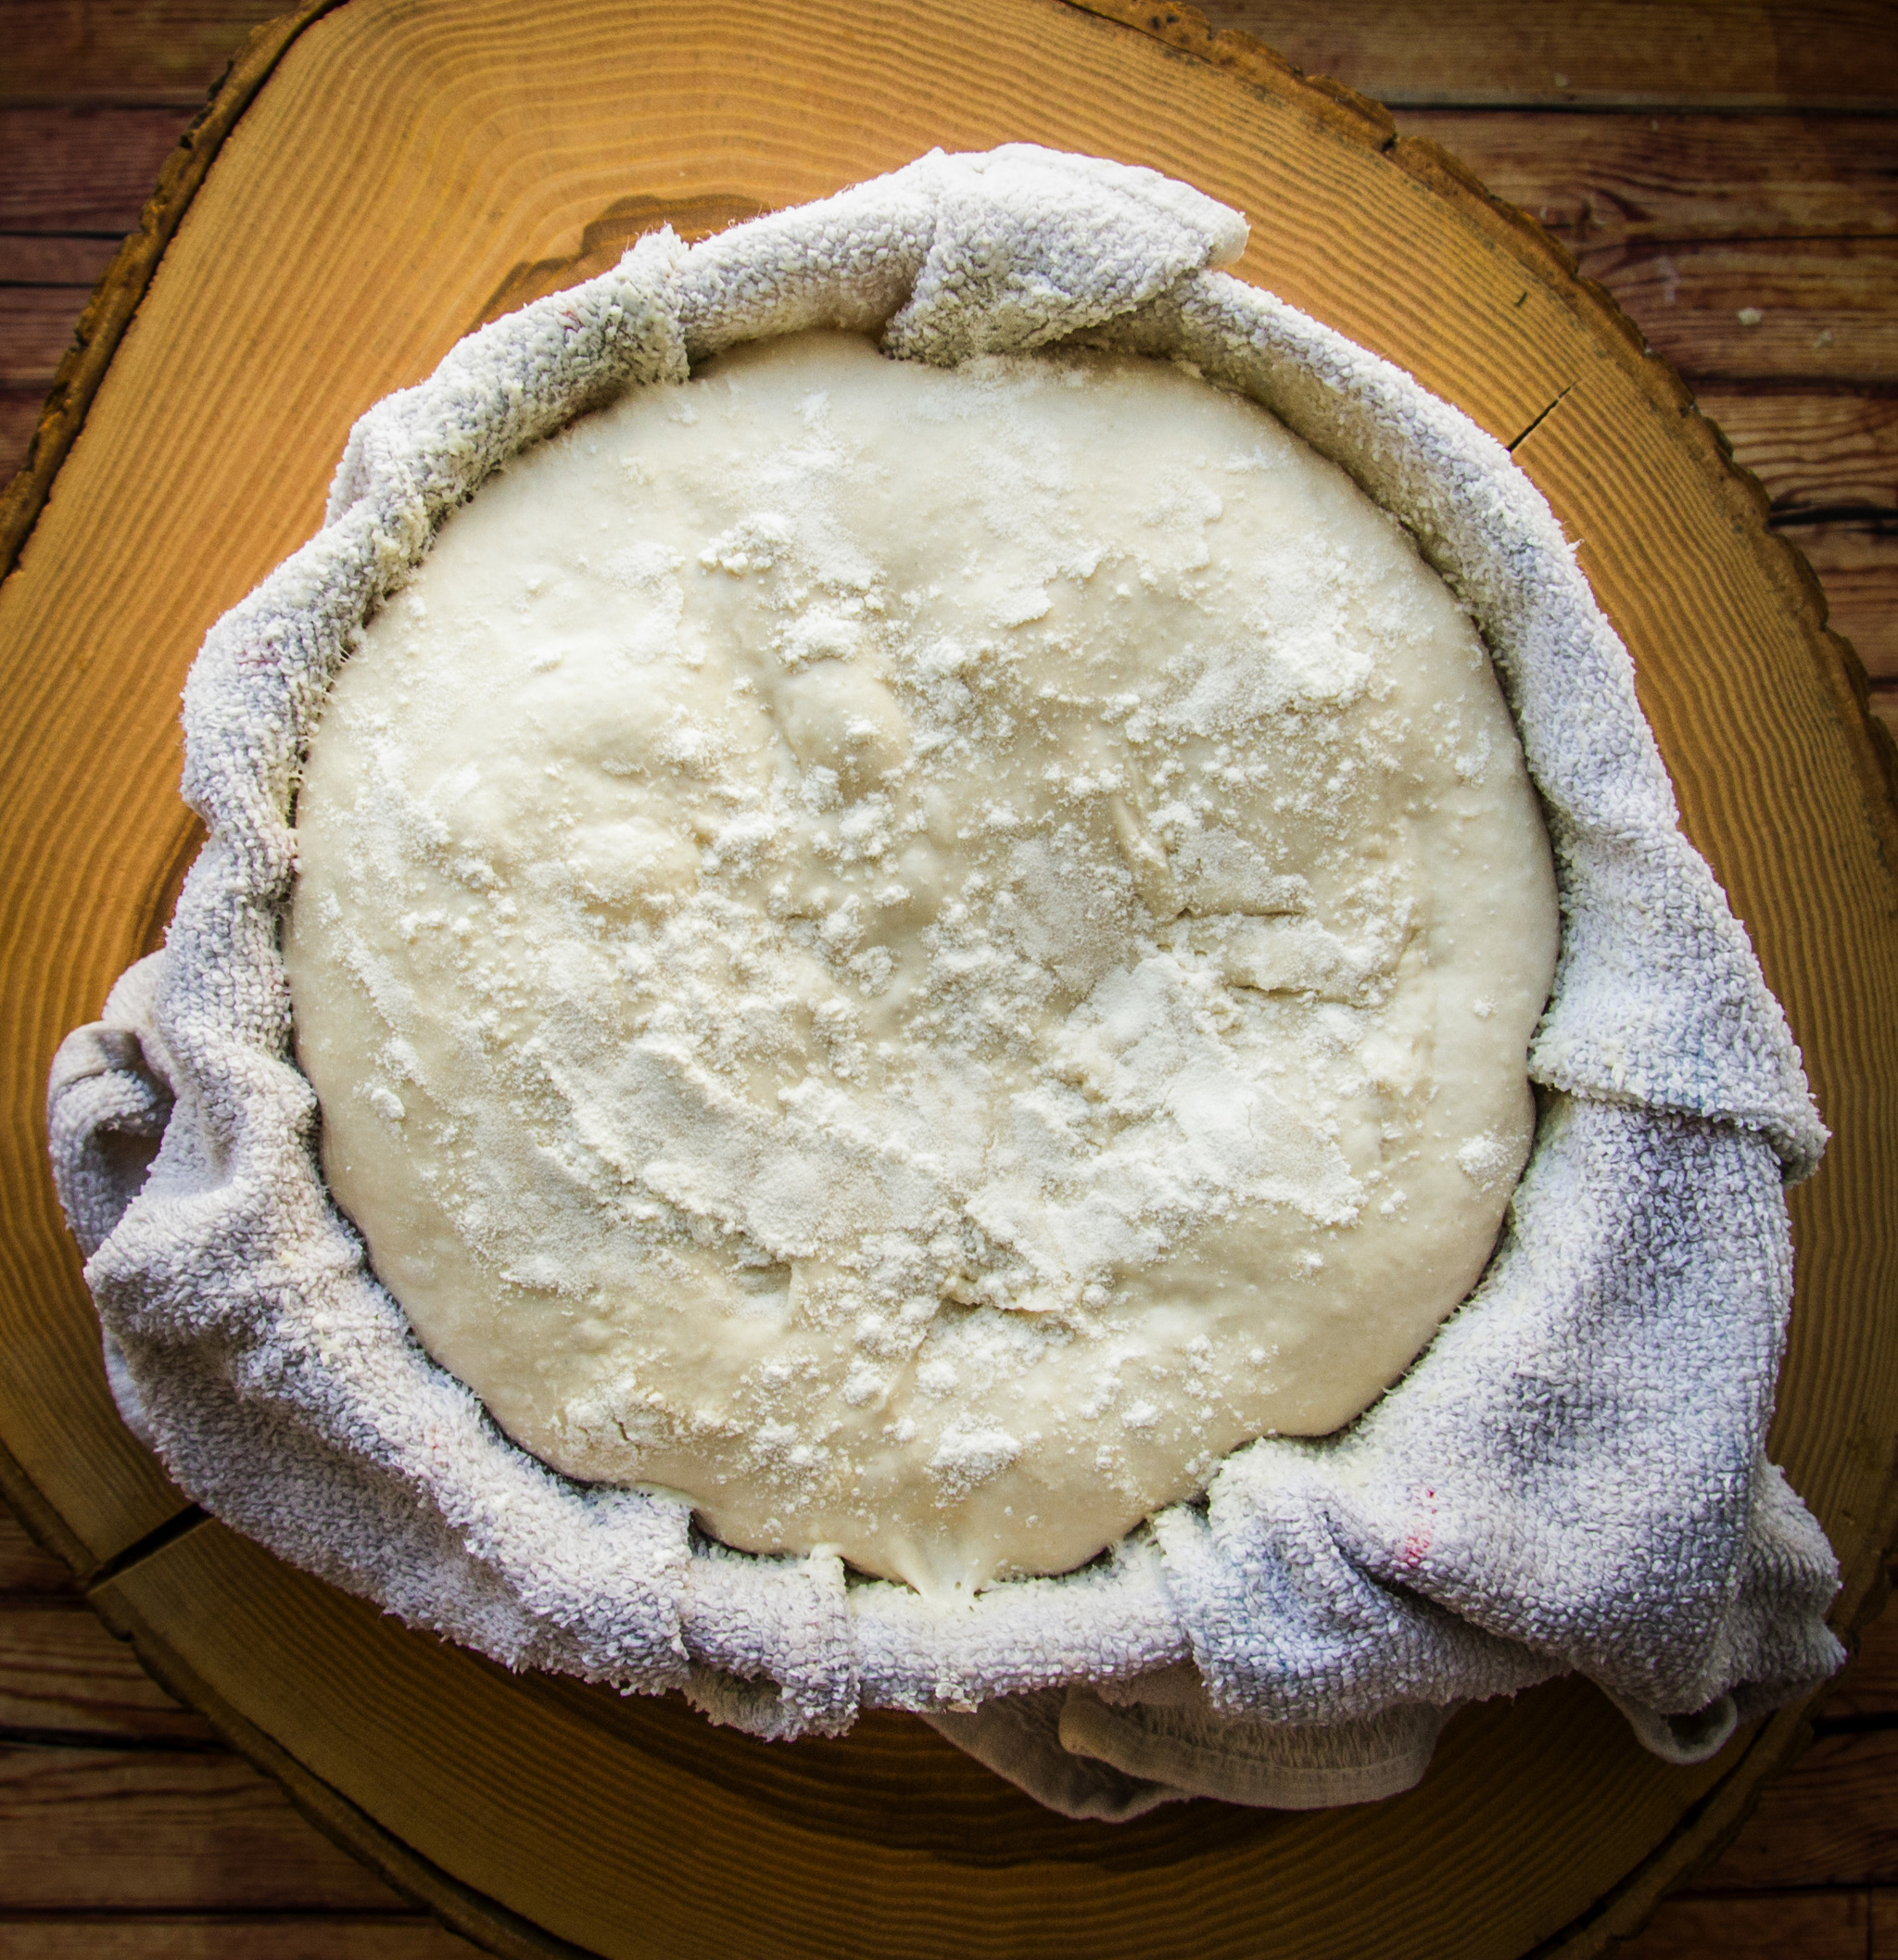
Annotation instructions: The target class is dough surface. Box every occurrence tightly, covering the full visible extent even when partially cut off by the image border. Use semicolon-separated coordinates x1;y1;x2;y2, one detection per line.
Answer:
285;331;1559;1595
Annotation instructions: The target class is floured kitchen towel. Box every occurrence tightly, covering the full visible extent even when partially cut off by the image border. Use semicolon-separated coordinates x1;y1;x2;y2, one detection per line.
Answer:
47;145;1841;1819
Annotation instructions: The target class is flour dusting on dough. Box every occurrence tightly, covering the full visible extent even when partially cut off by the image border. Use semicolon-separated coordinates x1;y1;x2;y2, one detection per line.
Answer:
285;332;1559;1595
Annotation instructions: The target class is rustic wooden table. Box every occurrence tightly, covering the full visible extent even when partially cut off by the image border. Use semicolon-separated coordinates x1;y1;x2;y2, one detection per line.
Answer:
0;4;1892;1955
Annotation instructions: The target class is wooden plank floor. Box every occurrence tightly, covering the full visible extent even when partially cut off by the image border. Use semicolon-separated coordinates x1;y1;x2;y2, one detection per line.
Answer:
0;2;1892;1954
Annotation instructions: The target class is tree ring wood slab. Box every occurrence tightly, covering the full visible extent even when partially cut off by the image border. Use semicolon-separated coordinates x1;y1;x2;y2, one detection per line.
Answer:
2;3;1895;1955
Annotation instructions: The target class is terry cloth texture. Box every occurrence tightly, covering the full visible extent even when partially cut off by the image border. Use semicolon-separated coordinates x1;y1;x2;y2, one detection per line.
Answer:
48;145;1842;1817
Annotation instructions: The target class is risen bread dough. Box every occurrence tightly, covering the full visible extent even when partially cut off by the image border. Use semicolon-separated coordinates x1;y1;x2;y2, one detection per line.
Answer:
286;331;1558;1596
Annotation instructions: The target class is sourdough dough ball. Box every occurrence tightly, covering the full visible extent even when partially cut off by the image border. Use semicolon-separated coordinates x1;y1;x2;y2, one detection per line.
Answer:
286;331;1559;1596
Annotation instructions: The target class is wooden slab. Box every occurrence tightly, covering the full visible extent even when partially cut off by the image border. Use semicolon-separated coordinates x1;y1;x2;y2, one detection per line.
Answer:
1;1;1895;1954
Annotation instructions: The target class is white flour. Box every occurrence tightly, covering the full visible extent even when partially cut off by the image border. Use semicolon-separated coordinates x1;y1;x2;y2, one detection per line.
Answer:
286;331;1558;1594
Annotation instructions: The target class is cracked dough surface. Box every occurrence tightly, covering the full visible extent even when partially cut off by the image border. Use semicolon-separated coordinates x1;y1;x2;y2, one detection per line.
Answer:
285;331;1559;1595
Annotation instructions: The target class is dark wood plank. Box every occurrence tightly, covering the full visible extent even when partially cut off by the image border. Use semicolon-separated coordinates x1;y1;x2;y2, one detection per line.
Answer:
1692;1726;1898;1890
1583;239;1898;386
1613;1887;1871;1958
1199;0;1898;108
1403;110;1898;247
0;4;285;108
1658;1591;1898;1940
1872;1888;1898;1955
0;238;120;286
0;1509;77;1597
0;289;83;389
0;393;42;485
1825;1584;1898;1720
1787;521;1898;679
1700;392;1898;519
0;1599;216;1744
0;1745;414;1912
1634;1585;1898;1944
0;1507;436;1933
0;107;196;233
10;0;1898;111
0;1918;479;1959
